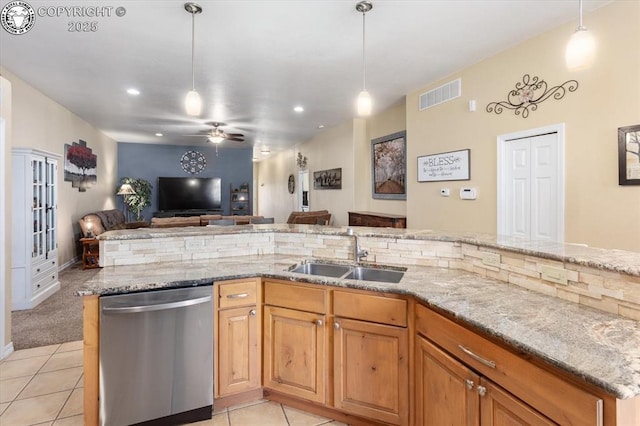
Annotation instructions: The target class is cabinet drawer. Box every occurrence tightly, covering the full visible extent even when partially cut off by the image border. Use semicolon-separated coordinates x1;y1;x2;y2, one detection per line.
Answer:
334;291;407;327
218;280;257;309
32;258;57;282
416;304;603;426
32;270;58;293
264;281;326;314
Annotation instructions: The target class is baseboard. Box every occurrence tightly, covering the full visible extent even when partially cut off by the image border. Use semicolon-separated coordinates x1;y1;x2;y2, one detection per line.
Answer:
1;341;14;360
60;257;80;271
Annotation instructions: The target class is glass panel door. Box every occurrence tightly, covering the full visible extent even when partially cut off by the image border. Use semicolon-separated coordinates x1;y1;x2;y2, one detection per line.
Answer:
31;157;45;258
45;159;57;255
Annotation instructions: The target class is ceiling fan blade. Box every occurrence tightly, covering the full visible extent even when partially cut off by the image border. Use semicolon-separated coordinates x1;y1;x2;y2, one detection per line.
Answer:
223;132;244;137
225;138;245;142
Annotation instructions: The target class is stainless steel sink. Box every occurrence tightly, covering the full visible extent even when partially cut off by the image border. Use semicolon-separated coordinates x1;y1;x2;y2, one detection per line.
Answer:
343;266;404;283
289;262;352;278
289;261;405;283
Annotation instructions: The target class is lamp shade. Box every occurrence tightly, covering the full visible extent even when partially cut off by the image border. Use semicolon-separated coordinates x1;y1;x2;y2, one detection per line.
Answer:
117;183;136;195
185;90;202;116
357;90;372;116
207;135;224;144
565;29;596;71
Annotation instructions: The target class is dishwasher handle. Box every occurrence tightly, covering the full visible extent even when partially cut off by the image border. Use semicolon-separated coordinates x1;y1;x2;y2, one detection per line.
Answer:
102;295;212;314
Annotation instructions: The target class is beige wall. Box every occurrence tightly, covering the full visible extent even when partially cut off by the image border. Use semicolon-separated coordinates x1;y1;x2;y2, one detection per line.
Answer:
405;0;640;251
1;76;13;351
2;68;119;266
257;120;356;226
1;69;119;349
358;101;407;216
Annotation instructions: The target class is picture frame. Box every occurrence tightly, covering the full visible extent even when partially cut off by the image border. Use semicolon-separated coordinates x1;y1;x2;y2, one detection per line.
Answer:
371;131;407;200
417;149;470;182
313;167;342;190
618;124;640;185
64;139;97;192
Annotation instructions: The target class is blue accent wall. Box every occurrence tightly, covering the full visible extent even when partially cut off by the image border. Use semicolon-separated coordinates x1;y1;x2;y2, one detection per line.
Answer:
117;142;253;219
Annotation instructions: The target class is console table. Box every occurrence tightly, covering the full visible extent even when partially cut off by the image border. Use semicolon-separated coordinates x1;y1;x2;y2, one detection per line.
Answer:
348;211;406;228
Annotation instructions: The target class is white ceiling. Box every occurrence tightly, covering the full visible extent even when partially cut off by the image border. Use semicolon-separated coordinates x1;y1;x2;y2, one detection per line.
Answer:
0;0;609;157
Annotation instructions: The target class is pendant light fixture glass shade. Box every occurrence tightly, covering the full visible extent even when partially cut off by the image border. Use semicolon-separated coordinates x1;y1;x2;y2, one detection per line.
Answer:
185;90;202;116
355;1;373;117
565;0;595;71
184;3;203;116
357;90;372;116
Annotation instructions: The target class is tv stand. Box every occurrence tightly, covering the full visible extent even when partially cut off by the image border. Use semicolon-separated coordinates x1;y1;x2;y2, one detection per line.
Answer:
154;210;222;218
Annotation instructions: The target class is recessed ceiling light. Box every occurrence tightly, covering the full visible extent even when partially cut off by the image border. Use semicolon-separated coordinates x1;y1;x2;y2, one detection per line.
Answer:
252;157;258;162
260;147;271;155
317;124;325;129
126;88;140;95
293;105;304;113
155;133;163;137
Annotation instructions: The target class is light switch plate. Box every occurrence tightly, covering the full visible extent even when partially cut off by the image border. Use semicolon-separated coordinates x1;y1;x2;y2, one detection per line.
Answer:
540;265;568;285
482;252;501;268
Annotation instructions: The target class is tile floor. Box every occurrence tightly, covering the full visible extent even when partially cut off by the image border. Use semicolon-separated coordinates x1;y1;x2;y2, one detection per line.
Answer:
1;341;349;426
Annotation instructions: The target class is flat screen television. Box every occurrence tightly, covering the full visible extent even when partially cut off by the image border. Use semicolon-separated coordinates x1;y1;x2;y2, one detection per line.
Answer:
157;177;222;211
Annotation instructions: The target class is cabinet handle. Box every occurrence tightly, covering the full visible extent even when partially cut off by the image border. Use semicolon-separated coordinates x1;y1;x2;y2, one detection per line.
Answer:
315;319;323;326
333;322;340;329
249;309;256;316
226;293;249;299
477;385;487;396
458;345;496;369
465;379;474;390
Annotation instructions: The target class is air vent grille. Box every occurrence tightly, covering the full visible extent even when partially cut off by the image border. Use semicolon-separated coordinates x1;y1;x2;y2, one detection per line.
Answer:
419;78;461;110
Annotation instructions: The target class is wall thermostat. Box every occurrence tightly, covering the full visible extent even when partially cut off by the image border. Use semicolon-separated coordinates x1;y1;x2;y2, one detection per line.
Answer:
460;187;477;200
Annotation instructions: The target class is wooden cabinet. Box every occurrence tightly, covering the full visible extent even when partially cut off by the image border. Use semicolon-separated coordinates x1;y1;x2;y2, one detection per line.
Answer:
263;281;327;404
332;291;409;426
348;211;406;228
214;278;261;398
11;148;60;310
415;303;603;426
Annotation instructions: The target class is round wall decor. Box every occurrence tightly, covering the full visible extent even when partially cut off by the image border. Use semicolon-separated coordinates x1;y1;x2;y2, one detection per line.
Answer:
288;174;295;194
180;150;206;174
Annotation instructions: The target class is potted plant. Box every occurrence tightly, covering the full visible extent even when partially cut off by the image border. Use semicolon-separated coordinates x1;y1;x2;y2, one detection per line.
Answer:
118;177;152;221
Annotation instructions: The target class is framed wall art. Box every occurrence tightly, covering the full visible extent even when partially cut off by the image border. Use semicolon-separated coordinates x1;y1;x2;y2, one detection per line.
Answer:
64;139;97;192
618;124;640;185
371;131;406;200
313;168;342;190
418;149;470;182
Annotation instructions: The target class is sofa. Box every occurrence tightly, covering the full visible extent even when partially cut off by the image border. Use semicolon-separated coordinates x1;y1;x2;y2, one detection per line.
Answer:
79;209;149;237
149;215;264;228
286;210;332;225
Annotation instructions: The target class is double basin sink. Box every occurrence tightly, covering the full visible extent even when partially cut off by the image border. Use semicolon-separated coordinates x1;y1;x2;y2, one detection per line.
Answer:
289;261;405;284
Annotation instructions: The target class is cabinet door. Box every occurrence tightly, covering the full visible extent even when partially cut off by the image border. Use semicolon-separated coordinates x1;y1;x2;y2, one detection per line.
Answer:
480;379;556;426
217;306;260;397
263;305;326;403
333;317;409;426
415;335;480;426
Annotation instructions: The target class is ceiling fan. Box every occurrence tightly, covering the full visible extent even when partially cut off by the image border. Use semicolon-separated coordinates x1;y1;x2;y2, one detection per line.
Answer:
186;122;245;145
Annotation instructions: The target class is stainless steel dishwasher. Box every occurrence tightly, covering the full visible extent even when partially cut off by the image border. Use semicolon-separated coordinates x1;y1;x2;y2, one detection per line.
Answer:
99;286;213;426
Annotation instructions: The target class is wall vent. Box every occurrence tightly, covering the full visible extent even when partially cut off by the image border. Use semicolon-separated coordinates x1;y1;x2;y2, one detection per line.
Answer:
419;78;461;111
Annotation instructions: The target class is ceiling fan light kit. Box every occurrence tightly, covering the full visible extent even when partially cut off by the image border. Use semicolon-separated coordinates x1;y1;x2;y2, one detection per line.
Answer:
184;2;203;116
565;0;596;71
356;0;373;117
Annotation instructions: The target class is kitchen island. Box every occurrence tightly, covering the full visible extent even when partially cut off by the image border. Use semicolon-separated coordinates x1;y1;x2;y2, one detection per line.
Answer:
80;225;640;425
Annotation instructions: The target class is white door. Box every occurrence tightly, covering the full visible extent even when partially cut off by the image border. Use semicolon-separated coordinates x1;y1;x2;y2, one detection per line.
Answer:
498;125;564;242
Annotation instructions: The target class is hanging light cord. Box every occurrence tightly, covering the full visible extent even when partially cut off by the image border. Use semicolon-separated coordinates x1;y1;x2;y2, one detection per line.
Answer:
361;10;366;90
190;11;196;91
577;0;585;30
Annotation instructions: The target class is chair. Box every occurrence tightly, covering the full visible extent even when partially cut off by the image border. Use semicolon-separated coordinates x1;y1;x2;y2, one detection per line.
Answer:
208;219;236;226
250;217;275;224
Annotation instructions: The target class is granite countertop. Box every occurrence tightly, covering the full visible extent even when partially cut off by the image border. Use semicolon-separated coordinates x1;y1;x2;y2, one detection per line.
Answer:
77;253;640;400
98;224;640;276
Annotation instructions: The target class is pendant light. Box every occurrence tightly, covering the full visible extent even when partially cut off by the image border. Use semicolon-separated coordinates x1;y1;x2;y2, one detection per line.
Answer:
565;0;595;71
184;2;203;116
356;1;373;116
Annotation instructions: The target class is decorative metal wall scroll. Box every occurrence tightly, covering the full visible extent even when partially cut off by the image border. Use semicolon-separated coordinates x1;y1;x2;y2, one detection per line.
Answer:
486;74;578;118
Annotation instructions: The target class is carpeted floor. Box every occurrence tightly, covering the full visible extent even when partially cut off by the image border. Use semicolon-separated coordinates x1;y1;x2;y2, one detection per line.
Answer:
11;262;99;349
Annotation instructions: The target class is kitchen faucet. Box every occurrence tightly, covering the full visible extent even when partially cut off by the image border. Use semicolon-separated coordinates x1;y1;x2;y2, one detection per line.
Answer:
347;227;368;262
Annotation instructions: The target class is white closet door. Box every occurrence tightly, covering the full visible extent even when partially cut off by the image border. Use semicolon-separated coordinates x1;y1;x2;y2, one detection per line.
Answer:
505;139;531;239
